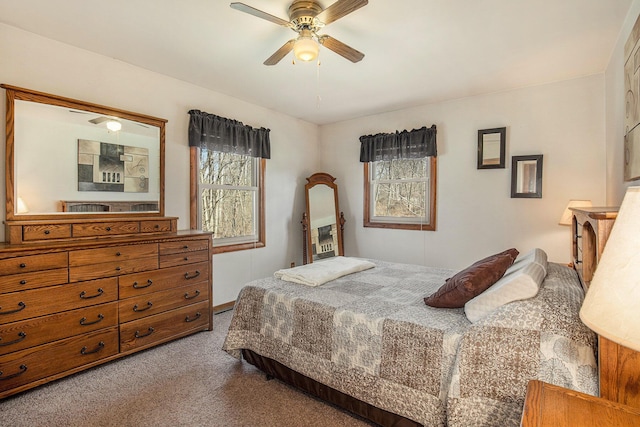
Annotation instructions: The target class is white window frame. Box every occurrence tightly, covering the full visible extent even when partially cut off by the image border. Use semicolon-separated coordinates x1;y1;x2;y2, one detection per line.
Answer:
363;156;437;231
190;147;266;254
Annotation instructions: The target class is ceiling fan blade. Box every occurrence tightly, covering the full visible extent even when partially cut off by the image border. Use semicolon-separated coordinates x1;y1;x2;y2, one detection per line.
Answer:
264;40;296;65
319;36;364;63
315;0;368;25
230;2;291;27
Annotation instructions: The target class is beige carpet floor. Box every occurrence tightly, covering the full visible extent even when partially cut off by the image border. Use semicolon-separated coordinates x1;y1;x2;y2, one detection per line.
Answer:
0;310;375;427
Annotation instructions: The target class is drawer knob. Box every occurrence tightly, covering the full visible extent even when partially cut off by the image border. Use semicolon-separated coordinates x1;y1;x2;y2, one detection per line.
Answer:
133;302;153;312
185;312;202;323
154;224;160;229
106;227;112;231
116;251;121;256
0;331;27;347
115;266;121;271
79;314;105;326
184;290;201;300
79;288;104;299
133;279;153;289
44;230;50;235
80;341;105;355
184;270;201;280
0;301;26;315
19;280;27;285
183;245;189;249
183;257;189;261
19;263;26;269
135;327;155;338
0;364;27;381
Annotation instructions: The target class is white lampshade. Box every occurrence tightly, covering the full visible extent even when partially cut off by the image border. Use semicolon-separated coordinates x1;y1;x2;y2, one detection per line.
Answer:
559;199;592;225
293;30;319;62
580;186;640;352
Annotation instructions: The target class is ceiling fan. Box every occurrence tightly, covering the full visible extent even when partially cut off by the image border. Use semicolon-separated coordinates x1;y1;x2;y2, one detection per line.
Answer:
230;0;367;65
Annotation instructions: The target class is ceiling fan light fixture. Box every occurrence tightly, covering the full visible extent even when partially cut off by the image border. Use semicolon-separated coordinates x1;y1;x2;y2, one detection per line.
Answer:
293;30;319;62
106;120;122;132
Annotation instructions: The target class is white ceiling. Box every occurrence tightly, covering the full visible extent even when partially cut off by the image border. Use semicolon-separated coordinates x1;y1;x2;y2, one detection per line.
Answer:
0;0;633;125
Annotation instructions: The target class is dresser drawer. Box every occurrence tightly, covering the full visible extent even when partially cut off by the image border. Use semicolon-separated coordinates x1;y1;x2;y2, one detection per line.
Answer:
140;220;172;233
119;261;209;298
0;268;68;294
22;224;72;241
72;221;140;237
0;278;117;324
120;301;209;352
0;326;118;394
159;239;209;255
159;250;209;268
69;243;158;266
119;282;210;323
0;302;118;355
69;256;159;282
0;252;67;275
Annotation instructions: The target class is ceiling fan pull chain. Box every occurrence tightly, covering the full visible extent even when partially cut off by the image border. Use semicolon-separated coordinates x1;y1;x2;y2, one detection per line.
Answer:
316;58;322;108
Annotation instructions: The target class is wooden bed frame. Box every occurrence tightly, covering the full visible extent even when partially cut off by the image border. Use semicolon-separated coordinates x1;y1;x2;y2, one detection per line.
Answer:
242;349;421;427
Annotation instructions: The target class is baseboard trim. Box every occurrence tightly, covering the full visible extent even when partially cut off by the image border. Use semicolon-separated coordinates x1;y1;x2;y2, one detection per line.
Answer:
213;300;235;314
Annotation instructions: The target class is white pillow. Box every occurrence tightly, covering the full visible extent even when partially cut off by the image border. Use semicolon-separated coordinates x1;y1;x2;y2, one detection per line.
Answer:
464;261;546;323
508;248;548;275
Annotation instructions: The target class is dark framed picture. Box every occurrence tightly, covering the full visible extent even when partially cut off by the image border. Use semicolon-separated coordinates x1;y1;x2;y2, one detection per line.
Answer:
511;155;543;198
477;127;506;169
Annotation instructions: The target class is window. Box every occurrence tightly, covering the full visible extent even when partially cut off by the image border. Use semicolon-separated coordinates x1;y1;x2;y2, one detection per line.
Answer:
363;155;437;231
187;109;270;254
191;147;265;254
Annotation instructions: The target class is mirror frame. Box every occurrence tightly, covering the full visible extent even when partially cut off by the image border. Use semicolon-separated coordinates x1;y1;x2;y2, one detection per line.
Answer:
302;172;344;264
477;127;506;169
2;84;166;221
510;154;543;198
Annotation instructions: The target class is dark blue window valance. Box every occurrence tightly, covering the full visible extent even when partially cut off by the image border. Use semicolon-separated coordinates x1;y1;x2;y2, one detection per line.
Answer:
188;109;271;159
359;125;437;162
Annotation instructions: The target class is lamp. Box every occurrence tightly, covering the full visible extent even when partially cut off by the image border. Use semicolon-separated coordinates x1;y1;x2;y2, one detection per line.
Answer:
579;186;640;352
559;199;592;225
16;196;29;214
106;120;122;132
293;29;319;62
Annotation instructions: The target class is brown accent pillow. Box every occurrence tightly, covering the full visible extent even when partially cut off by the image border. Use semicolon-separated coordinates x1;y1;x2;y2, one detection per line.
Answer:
424;248;519;308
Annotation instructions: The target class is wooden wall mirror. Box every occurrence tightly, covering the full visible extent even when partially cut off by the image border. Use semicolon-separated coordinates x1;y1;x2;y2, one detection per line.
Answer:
2;84;166;221
301;172;345;264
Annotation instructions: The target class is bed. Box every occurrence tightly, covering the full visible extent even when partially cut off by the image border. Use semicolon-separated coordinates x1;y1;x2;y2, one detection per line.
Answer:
222;251;598;426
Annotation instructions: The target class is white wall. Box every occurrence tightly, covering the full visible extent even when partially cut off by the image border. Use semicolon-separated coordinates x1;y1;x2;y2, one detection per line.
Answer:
0;24;319;305
605;0;640;204
320;76;607;269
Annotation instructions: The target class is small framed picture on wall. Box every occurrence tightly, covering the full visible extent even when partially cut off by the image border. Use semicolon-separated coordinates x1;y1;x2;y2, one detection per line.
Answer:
511;155;543;198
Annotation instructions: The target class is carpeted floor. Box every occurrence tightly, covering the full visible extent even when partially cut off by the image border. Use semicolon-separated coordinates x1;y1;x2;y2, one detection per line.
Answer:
0;310;375;427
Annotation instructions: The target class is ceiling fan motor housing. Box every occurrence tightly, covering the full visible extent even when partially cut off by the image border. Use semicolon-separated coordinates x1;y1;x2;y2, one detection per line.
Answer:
289;0;324;31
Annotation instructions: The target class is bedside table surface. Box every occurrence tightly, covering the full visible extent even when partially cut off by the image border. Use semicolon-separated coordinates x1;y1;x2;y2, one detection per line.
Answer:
521;380;640;427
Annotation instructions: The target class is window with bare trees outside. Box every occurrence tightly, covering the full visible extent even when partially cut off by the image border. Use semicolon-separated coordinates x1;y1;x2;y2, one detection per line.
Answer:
364;157;436;230
195;148;265;253
360;125;437;231
188;109;269;254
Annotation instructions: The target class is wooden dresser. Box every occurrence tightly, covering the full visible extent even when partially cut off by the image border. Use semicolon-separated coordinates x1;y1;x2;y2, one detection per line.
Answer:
0;229;212;399
569;207;618;290
568;205;640;409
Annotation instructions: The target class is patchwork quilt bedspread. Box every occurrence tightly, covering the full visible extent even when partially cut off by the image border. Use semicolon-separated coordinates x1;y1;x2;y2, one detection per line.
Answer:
222;259;597;426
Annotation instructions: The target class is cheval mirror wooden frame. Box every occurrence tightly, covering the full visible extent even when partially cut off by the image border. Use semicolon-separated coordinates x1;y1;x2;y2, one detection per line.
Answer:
301;172;345;264
2;84;173;244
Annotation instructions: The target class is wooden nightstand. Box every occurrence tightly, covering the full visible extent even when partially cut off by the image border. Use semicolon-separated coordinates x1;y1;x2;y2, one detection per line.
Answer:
521;380;640;426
